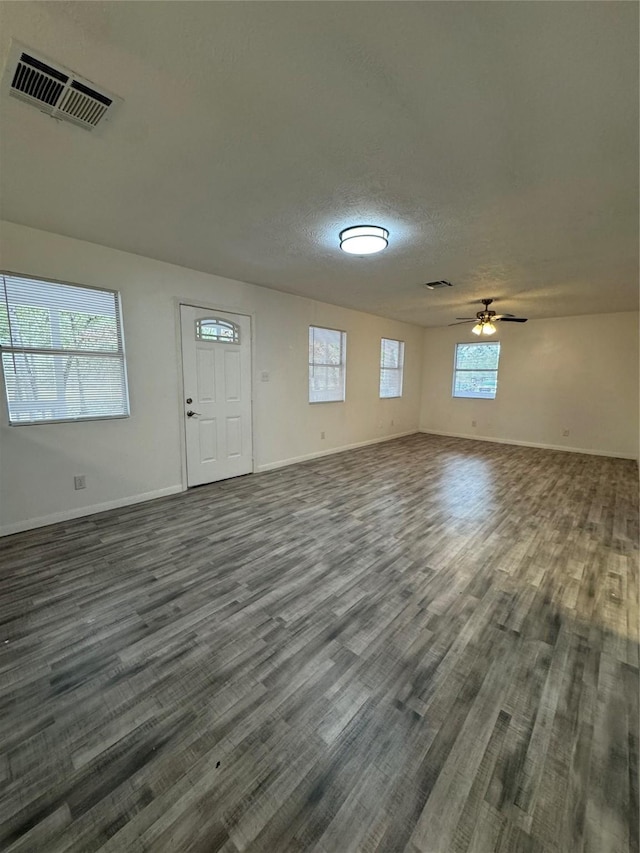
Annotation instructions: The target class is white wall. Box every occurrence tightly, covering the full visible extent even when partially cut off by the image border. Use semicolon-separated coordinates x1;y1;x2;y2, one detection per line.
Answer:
0;221;425;534
420;312;639;459
2;220;636;536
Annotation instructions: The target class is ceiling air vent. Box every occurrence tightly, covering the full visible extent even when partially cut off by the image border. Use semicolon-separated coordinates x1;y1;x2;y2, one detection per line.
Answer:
423;280;453;290
11;52;68;108
57;81;112;128
3;42;121;131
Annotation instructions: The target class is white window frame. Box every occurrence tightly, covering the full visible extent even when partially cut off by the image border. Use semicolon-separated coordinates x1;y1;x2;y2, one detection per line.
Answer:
379;338;405;398
0;271;130;425
452;341;501;400
308;325;347;404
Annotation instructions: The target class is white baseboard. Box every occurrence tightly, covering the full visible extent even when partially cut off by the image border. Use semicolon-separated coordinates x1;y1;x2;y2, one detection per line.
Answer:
0;485;184;537
419;428;638;460
2;434;419;536
11;427;628;537
256;430;418;473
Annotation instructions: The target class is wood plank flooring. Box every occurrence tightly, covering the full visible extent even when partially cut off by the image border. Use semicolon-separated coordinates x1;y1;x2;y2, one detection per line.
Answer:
0;433;638;853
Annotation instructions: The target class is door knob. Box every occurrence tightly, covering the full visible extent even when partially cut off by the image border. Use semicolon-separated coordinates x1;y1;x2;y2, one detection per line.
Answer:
186;410;201;417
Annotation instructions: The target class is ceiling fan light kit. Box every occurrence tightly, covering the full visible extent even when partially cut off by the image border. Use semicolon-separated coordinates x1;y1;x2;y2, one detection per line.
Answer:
451;299;528;335
472;321;497;336
339;225;389;255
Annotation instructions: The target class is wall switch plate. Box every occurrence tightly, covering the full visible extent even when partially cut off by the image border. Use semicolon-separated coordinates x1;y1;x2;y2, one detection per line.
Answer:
74;475;86;490
260;371;270;382
562;429;570;437
320;431;325;440
472;420;477;427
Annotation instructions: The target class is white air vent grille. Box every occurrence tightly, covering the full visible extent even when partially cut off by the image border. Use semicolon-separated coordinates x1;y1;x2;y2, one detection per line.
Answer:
423;280;453;290
3;42;120;131
11;53;68;107
58;82;111;127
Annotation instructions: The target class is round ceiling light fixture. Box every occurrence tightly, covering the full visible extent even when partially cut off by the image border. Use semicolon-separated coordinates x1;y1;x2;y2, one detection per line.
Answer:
339;225;389;255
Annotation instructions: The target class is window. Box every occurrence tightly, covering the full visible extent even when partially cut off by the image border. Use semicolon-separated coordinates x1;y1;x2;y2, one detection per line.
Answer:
453;342;501;399
196;317;239;343
309;326;346;403
380;338;404;398
0;272;129;424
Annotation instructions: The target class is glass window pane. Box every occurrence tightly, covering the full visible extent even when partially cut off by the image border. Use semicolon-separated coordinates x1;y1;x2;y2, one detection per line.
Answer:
380;368;401;398
381;338;399;368
1;273;129;424
452;343;500;400
453;369;498;399
309;326;346;402
2;277;120;351
196;318;239;343
2;352;128;423
379;339;404;398
455;342;500;370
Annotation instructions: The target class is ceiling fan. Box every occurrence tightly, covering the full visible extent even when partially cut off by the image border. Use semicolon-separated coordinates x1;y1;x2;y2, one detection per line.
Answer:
448;298;528;336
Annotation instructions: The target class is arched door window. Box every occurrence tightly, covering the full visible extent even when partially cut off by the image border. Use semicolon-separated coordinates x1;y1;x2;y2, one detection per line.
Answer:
195;318;240;344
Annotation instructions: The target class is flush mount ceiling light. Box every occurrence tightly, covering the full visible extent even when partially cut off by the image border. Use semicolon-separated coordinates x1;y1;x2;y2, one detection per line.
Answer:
339;225;389;255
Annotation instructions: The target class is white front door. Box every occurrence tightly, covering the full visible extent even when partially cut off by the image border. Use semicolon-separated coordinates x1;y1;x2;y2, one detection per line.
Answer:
180;305;253;487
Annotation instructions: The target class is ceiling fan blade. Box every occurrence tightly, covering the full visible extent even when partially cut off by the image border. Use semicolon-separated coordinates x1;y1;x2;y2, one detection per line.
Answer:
448;320;475;326
497;317;528;323
493;313;515;319
455;317;476;320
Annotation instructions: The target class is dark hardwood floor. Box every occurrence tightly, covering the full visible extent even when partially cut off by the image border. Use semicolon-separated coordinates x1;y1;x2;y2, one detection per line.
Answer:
0;434;638;853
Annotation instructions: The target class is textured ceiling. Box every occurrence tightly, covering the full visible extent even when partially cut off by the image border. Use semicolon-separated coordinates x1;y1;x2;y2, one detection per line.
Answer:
0;1;638;326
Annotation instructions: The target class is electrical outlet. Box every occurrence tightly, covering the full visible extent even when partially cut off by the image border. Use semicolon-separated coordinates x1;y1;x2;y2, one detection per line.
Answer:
472;420;477;427
562;428;570;437
74;475;86;490
260;371;270;382
320;431;325;440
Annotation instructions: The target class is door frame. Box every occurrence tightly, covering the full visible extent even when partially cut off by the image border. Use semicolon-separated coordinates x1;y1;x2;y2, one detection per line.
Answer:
174;298;256;491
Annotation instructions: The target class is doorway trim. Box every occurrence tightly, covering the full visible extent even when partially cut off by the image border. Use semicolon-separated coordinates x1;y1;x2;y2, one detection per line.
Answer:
174;298;256;491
